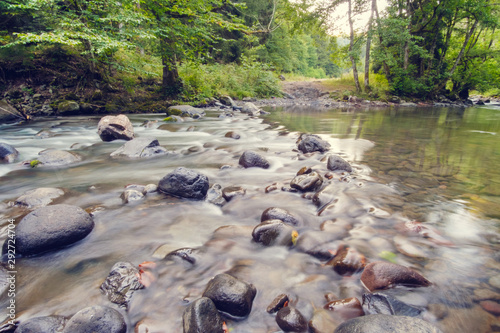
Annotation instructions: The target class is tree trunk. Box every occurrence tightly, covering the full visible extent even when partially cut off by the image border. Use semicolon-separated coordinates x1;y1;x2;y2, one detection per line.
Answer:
374;1;391;81
162;54;181;95
402;0;411;70
348;0;361;93
364;0;376;90
437;19;478;91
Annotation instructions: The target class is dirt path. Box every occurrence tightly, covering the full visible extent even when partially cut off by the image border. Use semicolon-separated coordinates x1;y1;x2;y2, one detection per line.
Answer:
280;79;332;99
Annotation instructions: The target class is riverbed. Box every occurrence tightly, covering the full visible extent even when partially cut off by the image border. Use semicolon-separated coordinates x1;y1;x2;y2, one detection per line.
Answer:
1;104;499;332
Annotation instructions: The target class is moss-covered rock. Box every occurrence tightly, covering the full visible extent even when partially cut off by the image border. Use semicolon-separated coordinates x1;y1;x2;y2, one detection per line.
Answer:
58;100;80;114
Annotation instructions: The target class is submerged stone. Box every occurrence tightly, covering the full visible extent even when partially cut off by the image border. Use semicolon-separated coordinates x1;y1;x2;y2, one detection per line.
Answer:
239;150;270;169
15;316;66;333
324;297;364;320
100;261;144;309
63;306;126;333
360;261;431;292
37;149;81;166
252;219;296;246
15;187;65;208
110;137;167;158
334;314;442;333
261;207;300;226
362;292;422;317
0;143;19;163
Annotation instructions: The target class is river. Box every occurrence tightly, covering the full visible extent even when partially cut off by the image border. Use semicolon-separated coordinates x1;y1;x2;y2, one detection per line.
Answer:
0;104;499;332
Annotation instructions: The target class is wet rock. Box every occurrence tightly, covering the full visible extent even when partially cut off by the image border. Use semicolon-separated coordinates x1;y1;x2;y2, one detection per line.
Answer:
167;105;205;118
297;134;330;153
183;297;224;333
252;220;296;246
15;315;66;333
267;294;289;313
290;172;323;192
224;131;241;139
480;300;500;315
241;102;261;116
362;292;422;317
222;186;246;202
100;261;144;309
276;306;309;332
202;273;257;319
165;247;201;265
0;143;19;163
297;166;313;175
324;297;364;320
206;183;226;206
58;100;80;114
360;261;431;292
158;167;209;200
327;155;352;172
37;149;81;166
239;150;270;169
327;246;366;276
62;305;126;333
295;231;341;261
14;187;64;208
309;309;340;333
0;100;21;123
110;137;167;158
120;189;144;203
334;314;442;333
474;288;500;301
144;184;157;193
220;96;236;107
312;184;338;210
261;207;300;226
4;204;94;256
97;115;134;142
163;115;183;122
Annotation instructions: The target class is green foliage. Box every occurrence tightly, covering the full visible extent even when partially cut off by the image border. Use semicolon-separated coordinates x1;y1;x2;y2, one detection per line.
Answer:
178;61;281;101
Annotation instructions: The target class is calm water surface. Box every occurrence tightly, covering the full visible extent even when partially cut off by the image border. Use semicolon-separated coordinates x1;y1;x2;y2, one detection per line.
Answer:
0;105;499;332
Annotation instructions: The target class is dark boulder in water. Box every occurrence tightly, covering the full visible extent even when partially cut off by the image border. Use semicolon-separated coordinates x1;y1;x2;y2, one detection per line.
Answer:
4;204;94;256
334;314;442;333
327;155;352;172
183;297;224;333
252;219;296;246
158;167;209;200
290;171;323;192
100;261;144;309
0;142;19;163
97;114;134;142
239;150;270;169
62;305;126;333
276;306;309;332
261;207;300;226
297;134;330;153
202;273;257;319
360;261;432;292
362;292;422;317
15;316;66;333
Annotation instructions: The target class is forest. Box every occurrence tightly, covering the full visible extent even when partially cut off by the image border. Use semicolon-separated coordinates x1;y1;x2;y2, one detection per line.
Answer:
0;0;499;104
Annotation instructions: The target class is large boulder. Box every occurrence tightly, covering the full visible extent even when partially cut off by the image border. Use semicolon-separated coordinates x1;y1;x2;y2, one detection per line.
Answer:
58;100;80;114
297;134;330;153
158;167;209;200
183;297;224;333
4;204;94;256
63;306;126;333
239;151;270;169
241;102;261;116
37;149;81;166
360;261;432;292
0;100;21;123
0;143;19;163
15;187;65;208
15;316;67;333
100;262;144;309
327;155;352;172
334;314;442;333
167;105;205;119
202;273;257;319
110;137;167;158
97;115;134;142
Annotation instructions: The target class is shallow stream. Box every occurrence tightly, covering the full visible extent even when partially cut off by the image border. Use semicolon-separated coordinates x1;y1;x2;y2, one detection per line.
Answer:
1;104;499;332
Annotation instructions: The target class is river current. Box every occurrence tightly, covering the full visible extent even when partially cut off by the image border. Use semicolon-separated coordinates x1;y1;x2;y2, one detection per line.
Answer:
0;104;499;332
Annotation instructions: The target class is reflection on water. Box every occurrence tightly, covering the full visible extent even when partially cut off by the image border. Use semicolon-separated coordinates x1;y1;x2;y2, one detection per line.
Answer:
0;106;499;333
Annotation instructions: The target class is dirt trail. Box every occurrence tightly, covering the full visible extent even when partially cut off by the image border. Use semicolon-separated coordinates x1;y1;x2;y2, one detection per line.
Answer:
280;79;332;99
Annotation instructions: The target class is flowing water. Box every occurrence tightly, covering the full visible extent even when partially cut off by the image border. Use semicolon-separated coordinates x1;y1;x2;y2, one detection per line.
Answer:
0;104;499;332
